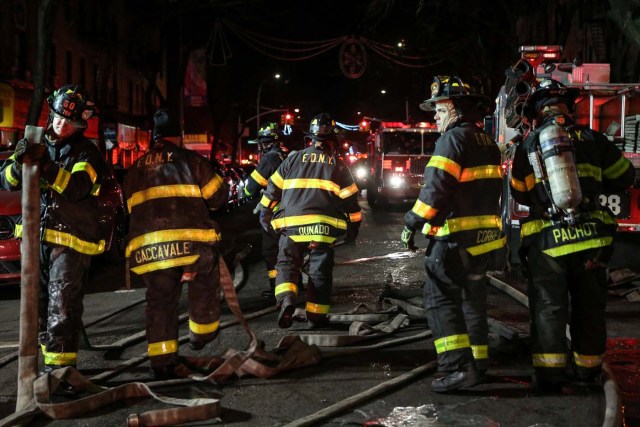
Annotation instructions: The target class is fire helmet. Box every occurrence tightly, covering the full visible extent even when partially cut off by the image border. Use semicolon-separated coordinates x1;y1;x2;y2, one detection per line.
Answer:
257;122;284;152
47;84;95;128
153;108;182;141
523;79;579;120
307;113;338;140
419;75;491;113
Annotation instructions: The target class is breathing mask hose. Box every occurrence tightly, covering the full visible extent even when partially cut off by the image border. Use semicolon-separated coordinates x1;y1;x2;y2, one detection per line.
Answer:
539;123;582;213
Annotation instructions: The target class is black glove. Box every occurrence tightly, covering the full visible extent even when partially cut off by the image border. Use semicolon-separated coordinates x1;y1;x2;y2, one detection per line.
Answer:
13;139;28;165
401;226;417;251
344;224;359;244
25;144;49;164
259;209;273;233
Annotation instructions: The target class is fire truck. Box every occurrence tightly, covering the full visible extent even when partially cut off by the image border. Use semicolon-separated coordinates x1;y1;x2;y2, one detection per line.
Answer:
362;121;440;207
497;45;640;266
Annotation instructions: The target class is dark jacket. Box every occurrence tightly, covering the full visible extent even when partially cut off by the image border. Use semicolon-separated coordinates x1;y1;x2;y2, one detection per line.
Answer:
124;140;228;275
404;121;504;255
510;114;635;257
245;145;288;197
260;144;361;243
0;132;106;255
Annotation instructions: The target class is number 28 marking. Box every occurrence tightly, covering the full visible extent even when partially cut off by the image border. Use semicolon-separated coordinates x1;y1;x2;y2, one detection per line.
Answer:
598;194;621;216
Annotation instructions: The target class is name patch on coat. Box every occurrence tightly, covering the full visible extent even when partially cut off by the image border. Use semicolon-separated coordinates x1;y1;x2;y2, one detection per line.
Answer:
552;222;598;244
134;241;191;263
297;225;330;236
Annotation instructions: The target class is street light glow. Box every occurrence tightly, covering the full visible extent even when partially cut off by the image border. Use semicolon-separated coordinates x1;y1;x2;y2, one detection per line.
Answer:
380;89;387;94
275;74;281;79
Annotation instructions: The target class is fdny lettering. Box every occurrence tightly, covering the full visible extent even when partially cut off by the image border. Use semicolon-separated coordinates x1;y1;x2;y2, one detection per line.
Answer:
298;225;330;236
569;129;583;141
476;229;499;243
138;152;174;167
473;133;494;146
552;222;597;244
134;241;190;263
301;153;334;165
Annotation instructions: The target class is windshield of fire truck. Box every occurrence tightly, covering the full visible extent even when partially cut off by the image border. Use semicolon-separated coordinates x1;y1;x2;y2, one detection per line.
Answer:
381;132;437;155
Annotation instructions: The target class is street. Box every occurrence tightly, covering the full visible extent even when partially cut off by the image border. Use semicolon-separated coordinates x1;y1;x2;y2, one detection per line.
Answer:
0;195;639;426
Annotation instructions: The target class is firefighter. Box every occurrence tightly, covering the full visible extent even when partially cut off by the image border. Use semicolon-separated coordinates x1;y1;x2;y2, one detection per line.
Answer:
403;76;505;392
0;84;105;373
510;79;635;391
244;123;289;298
124;109;228;379
259;113;361;328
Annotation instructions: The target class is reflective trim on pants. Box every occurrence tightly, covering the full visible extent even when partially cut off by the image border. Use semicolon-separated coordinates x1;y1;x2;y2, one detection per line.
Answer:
189;319;220;335
306;302;330;314
148;339;179;357
434;334;471;354
41;344;77;366
573;352;603;368
532;353;567;368
471;344;488;360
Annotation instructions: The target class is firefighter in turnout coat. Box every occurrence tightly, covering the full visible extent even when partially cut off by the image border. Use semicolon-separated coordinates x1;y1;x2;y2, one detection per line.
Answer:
124;109;228;379
510;79;635;391
0;84;105;372
259;113;361;328
244;123;289;298
403;76;505;393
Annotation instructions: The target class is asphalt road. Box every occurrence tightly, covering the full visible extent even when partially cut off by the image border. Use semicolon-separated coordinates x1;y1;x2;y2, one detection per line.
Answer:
0;194;639;426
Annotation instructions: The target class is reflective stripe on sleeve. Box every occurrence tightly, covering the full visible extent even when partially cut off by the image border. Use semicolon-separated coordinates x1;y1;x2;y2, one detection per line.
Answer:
201;175;224;199
603;156;631;179
411;199;438;220
250;169;268;187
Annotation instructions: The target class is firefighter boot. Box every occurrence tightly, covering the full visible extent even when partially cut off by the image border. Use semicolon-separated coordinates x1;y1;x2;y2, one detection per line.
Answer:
277;295;296;329
261;278;276;299
431;366;484;393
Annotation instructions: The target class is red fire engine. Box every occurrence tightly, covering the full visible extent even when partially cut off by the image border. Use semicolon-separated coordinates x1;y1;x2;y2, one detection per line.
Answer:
361;120;440;207
496;45;640;267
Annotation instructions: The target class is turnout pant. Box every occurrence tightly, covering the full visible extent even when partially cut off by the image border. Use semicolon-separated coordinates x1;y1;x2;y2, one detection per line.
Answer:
261;226;279;290
423;240;490;372
142;245;221;368
39;245;91;367
526;246;608;383
274;235;334;323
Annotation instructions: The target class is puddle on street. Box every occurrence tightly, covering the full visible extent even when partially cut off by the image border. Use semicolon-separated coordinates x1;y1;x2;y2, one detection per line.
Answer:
337;252;418;265
364;404;500;426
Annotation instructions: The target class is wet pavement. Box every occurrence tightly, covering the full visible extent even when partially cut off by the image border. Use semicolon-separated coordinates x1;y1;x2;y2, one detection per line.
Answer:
0;195;639;426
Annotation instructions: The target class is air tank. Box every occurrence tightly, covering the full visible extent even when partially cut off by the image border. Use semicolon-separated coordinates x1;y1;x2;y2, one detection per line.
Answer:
539;124;583;212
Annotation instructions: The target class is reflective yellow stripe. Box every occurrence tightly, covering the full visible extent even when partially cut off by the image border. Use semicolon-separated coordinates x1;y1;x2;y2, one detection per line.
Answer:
268;269;277;279
434;334;470;354
306;302;330;314
543;237;613;257
5;165;19;187
289;235;337;243
71;161;98;184
471;345;488;360
411;199;438;220
127;184;203;211
348;211;362;222
573;352;603;368
428;155;461;180
41;345;77;366
131;255;201;274
271;214;347;230
577;163;602;181
90;183;100;196
51;168;71;193
423;215;501;236
260;195;278;209
201;175;224;199
459;165;501;182
148;339;179;357
532;353;566;368
603;156;631;179
510;177;527;192
41;229;105;255
521;219;551;237
525;173;537;190
283;178;340;195
126;229;221;257
467;236;506;255
189;319;220;335
275;282;298;296
271;171;284;189
251;169;268;187
339;183;359;199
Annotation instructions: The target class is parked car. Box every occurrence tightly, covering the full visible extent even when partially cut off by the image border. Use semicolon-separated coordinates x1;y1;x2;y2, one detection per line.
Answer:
0;150;127;286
